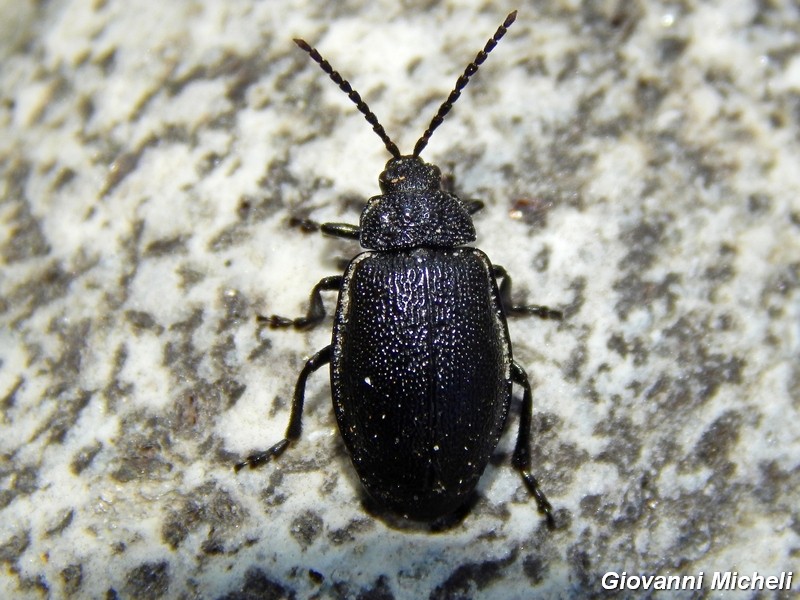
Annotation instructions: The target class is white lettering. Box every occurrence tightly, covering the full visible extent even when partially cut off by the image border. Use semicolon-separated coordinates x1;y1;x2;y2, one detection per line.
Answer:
752;573;766;589
652;576;669;590
601;572;619;590
712;571;733;589
604;571;792;592
681;574;700;589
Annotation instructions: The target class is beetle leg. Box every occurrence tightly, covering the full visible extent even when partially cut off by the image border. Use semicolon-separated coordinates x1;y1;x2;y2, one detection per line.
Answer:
510;360;555;529
464;200;484;215
287;216;324;234
320;222;361;240
286;217;361;240
493;265;563;320
235;345;332;472
258;276;343;331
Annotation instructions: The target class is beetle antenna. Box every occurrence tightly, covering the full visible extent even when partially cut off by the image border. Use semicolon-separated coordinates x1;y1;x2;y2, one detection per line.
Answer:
413;10;517;157
294;38;401;159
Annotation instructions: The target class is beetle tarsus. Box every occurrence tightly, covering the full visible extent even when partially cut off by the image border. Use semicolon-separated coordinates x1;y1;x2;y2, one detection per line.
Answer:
257;276;343;331
258;315;317;331
507;304;564;320
234;438;290;472
288;216;321;233
493;264;563;321
257;314;293;328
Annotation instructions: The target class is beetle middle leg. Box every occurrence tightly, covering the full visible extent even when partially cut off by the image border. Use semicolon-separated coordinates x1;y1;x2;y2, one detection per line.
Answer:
235;345;332;471
510;360;556;529
493;265;563;320
258;275;343;330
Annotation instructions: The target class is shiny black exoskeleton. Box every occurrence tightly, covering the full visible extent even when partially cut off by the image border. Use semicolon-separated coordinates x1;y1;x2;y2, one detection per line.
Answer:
236;11;562;526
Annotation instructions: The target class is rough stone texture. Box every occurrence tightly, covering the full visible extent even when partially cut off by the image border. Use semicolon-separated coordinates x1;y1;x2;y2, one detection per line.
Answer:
1;0;798;598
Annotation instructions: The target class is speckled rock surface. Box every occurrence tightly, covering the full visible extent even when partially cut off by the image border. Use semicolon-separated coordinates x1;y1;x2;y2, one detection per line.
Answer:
1;1;798;598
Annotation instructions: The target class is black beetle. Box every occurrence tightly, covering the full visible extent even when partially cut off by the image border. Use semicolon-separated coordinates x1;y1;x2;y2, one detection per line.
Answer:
236;11;562;527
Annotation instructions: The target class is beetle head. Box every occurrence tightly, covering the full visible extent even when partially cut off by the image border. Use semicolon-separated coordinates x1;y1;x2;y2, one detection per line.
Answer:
378;156;441;194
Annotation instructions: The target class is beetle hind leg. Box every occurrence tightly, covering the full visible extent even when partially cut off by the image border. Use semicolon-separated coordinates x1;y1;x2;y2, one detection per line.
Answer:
258;276;343;331
510;360;556;529
234;345;332;472
493;265;563;320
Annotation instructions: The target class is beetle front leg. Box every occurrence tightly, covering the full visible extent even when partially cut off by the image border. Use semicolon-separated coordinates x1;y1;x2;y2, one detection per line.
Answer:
510;360;555;529
235;345;332;472
258;276;343;331
493;265;563;320
320;222;360;240
287;217;361;241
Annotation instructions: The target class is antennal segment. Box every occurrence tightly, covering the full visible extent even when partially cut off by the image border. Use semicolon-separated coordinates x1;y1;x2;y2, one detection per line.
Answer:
294;39;401;158
413;10;517;157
